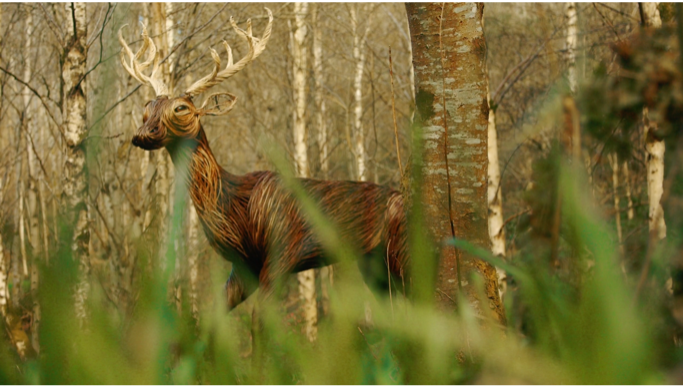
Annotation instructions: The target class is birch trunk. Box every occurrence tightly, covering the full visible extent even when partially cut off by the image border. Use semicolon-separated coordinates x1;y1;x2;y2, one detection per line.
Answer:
187;206;200;318
312;4;333;316
406;3;506;324
313;5;328;179
565;2;577;93
23;11;40;255
62;2;89;323
350;5;371;181
639;3;667;242
149;3;172;268
290;2;317;342
486;91;507;301
0;175;7;317
623;161;634;220
610;153;625;256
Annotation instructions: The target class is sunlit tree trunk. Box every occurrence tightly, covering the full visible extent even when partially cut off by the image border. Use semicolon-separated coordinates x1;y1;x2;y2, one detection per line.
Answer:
26;10;42;347
0;175;7;318
290;2;317;342
486;88;507;301
565;2;577;93
623;161;634;220
610;153;625;257
406;2;506;324
313;5;327;180
150;3;172;267
62;2;89;324
312;4;333;316
23;11;39;257
639;3;666;243
187;206;200;318
350;4;371;181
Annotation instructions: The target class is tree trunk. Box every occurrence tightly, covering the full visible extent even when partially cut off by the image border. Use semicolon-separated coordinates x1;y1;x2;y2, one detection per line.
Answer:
313;4;327;180
290;2;317;342
150;3;172;267
610;153;625;257
62;2;89;324
23;11;40;257
187;206;200;319
406;2;506;324
565;2;577;93
312;4;333;317
350;5;371;181
639;3;667;242
623;160;634;220
0;175;7;318
486;90;507;301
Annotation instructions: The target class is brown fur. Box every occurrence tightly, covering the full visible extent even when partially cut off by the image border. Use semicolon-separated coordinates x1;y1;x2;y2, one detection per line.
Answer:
133;96;408;309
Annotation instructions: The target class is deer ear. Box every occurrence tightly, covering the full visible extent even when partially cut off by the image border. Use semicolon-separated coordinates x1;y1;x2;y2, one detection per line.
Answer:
198;92;237;116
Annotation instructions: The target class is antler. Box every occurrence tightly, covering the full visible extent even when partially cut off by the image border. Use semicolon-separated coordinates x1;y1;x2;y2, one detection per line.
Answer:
119;23;170;97
183;7;273;97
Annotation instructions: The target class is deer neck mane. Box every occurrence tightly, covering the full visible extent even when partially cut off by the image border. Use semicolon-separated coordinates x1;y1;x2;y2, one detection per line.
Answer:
165;126;253;258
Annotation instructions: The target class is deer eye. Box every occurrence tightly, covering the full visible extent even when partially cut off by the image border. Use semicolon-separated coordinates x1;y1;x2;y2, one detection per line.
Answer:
174;105;188;113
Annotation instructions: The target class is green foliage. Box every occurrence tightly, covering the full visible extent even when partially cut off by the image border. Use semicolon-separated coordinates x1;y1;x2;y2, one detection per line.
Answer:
0;5;681;386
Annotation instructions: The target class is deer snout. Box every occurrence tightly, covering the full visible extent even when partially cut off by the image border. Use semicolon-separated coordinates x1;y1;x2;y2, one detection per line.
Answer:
131;127;146;148
132;124;164;150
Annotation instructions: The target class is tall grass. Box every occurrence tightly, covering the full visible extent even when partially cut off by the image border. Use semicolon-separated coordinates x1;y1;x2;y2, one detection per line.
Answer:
0;17;681;384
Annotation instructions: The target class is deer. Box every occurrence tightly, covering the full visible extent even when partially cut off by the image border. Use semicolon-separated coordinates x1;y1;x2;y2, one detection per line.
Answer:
118;8;408;313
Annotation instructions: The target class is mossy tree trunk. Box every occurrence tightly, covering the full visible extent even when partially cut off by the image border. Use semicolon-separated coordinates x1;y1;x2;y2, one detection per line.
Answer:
406;2;505;324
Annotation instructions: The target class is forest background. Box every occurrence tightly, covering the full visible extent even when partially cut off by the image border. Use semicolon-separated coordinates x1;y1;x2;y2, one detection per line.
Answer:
0;2;681;385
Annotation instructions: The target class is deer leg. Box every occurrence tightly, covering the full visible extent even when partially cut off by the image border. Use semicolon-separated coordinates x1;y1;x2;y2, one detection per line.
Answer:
225;269;258;310
251;253;297;356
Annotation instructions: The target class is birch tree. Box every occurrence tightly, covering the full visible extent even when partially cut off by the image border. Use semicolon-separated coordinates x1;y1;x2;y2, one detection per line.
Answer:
406;2;505;324
313;4;328;179
290;2;317;342
0;177;6;318
486;86;507;300
638;3;666;243
564;2;577;93
149;3;173;264
349;4;372;181
609;153;625;257
62;2;89;323
312;4;333;316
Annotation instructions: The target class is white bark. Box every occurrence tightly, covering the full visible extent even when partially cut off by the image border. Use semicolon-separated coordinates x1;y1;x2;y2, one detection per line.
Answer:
0;175;7;317
639;4;666;242
312;4;328;179
165;2;175;92
23;11;40;255
290;3;317;342
0;236;6;317
291;2;309;178
312;4;333;315
62;2;89;323
350;5;371;181
150;3;172;267
187;205;200;318
622;160;634;220
565;2;577;93
0;3;6;319
486;96;507;300
610;153;625;255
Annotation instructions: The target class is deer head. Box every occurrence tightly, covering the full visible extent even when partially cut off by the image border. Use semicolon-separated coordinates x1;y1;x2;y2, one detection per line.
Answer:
119;8;273;150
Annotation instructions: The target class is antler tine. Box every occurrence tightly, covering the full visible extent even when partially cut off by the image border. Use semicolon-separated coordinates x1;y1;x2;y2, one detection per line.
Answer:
118;23;169;96
119;25;148;84
184;7;273;97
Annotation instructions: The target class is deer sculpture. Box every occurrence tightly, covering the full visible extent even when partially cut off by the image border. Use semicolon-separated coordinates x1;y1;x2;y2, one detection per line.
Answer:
119;8;408;311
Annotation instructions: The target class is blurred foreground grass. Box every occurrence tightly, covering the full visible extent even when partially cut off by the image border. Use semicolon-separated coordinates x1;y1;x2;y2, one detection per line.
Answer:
1;18;683;381
0;133;680;385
